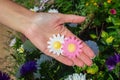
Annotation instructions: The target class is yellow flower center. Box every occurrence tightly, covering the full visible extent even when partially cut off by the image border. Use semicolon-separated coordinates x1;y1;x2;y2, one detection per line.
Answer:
53;41;61;49
67;43;76;53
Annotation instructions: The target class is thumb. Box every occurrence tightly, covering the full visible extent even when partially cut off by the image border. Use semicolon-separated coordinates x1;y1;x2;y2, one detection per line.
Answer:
60;14;86;24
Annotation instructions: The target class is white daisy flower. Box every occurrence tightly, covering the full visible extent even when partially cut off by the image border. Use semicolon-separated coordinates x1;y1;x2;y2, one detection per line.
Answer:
64;73;86;80
47;34;64;55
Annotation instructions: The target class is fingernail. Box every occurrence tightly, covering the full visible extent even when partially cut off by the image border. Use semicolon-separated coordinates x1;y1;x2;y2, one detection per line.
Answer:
88;60;93;66
91;55;96;59
81;16;86;20
82;64;86;68
72;64;75;67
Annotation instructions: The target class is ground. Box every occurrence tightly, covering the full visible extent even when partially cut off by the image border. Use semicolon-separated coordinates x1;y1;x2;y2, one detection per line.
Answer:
0;24;16;79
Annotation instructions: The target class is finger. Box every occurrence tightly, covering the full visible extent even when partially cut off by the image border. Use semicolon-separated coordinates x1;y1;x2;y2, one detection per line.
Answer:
77;52;93;66
60;14;86;24
71;57;84;67
44;49;74;66
54;55;74;66
82;42;95;59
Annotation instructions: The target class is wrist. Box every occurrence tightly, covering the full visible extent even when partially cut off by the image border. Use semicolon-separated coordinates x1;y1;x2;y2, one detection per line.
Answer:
15;11;37;34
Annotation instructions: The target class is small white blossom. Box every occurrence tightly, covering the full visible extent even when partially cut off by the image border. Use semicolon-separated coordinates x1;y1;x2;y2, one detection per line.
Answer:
64;73;86;80
9;38;16;47
48;9;59;13
30;6;39;12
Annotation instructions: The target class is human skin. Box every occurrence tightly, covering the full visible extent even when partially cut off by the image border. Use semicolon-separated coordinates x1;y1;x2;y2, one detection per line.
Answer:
0;0;95;67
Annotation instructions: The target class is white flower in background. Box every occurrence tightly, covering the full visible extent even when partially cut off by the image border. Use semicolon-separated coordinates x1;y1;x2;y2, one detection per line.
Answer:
48;9;59;13
17;45;24;53
9;38;16;47
64;73;86;80
30;6;39;12
47;34;64;55
85;40;99;56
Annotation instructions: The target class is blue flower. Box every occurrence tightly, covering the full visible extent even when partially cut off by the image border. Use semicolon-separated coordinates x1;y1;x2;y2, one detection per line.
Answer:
106;54;120;71
33;54;53;79
36;54;53;69
20;61;37;76
85;40;99;55
0;71;10;80
68;23;78;27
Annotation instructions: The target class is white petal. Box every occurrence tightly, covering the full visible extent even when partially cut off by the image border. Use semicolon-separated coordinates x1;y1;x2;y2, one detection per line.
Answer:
49;37;53;41
61;35;64;39
57;34;60;38
53;34;56;38
47;41;51;44
49;49;53;53
47;45;51;48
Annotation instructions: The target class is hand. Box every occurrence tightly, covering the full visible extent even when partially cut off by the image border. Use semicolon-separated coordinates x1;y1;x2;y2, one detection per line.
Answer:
23;13;95;67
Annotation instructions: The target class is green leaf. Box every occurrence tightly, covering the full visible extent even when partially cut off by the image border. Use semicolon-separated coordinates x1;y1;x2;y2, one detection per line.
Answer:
101;31;108;38
106;16;112;23
112;17;120;26
90;34;97;39
108;74;114;80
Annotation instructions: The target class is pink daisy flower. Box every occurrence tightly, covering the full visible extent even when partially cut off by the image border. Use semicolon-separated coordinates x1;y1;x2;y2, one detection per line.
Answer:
62;37;83;58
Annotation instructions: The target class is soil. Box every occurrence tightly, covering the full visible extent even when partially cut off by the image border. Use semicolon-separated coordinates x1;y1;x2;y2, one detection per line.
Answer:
0;24;16;79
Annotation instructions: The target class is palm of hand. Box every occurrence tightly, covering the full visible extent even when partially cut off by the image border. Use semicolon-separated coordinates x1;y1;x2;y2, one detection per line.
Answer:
24;13;95;67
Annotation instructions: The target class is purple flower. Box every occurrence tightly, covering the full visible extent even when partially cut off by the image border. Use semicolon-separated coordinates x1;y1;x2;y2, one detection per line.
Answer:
106;54;120;71
0;71;10;80
110;9;117;15
20;61;37;76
